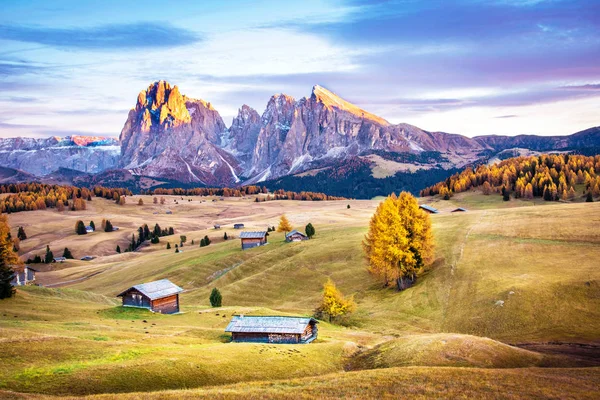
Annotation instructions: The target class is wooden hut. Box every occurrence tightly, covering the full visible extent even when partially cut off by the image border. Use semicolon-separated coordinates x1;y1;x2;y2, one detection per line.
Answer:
419;204;439;214
240;231;268;250
286;230;308;242
451;207;468;212
10;265;37;286
225;316;318;344
117;279;183;314
234;223;245;229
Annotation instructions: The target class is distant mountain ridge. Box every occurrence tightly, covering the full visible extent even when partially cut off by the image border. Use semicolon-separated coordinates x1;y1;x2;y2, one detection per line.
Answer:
0;81;599;193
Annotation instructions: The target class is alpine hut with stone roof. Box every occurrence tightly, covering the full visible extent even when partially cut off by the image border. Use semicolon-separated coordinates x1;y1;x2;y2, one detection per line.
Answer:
225;315;318;344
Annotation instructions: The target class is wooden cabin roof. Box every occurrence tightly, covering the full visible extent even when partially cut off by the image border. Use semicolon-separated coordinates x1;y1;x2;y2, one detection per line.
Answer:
239;231;267;239
117;279;183;300
286;230;307;238
419;204;439;213
225;316;317;334
452;207;468;212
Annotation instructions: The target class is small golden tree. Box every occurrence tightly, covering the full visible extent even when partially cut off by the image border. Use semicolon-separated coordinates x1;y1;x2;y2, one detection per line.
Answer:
316;279;356;322
277;214;293;235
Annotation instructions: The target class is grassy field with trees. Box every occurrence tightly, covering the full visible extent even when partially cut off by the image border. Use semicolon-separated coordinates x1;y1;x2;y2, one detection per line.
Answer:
0;188;599;398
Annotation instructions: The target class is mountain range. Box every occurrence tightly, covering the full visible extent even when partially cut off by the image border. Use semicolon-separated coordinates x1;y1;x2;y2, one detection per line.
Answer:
0;80;599;195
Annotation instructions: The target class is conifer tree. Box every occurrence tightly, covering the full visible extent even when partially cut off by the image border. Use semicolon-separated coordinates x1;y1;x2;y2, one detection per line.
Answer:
305;223;315;239
315;279;356;322
223;232;228;240
204;235;211;245
586;191;594;202
89;221;95;231
116;245;121;253
0;216;20;299
17;226;27;241
44;245;53;264
62;247;74;259
166;242;171;250
277;214;293;235
75;220;87;235
104;220;113;232
209;288;222;307
363;192;433;291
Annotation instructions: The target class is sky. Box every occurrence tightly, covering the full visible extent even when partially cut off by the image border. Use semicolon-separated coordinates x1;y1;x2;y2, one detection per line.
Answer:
0;0;599;138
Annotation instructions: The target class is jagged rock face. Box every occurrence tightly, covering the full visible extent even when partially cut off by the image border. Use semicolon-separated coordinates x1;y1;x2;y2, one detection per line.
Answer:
119;81;237;185
222;105;261;171
247;85;486;180
0;136;120;176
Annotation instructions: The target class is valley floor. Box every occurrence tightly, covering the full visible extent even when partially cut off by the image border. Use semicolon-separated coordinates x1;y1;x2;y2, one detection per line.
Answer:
1;192;599;398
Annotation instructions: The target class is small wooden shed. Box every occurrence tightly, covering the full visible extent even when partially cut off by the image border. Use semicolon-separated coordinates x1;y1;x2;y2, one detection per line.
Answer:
11;265;37;286
286;230;308;242
240;231;268;250
234;223;245;229
419;204;439;214
117;279;183;314
225;316;318;344
451;207;468;212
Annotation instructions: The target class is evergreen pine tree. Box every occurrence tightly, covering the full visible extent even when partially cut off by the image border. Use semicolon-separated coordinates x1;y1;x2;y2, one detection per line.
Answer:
224;232;228;240
44;245;53;264
62;247;73;259
209;288;222;307
104;220;113;232
586;191;594;202
89;221;95;231
166;242;171;250
305;223;315;239
347;204;351;209
116;245;121;253
204;235;211;245
75;220;87;235
168;227;174;235
17;226;27;240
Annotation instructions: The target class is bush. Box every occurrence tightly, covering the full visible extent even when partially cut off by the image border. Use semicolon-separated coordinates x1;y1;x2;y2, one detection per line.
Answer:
17;226;27;240
104;220;113;232
586;192;594;202
305;223;315;238
166;242;171;250
210;288;222;307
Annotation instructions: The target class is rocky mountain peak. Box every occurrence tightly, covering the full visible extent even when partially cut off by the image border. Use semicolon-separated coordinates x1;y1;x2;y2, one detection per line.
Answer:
134;81;191;132
311;84;390;126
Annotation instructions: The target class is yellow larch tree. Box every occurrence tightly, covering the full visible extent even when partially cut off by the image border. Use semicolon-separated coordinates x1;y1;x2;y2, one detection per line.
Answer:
316;278;356;322
277;214;293;234
363;192;433;291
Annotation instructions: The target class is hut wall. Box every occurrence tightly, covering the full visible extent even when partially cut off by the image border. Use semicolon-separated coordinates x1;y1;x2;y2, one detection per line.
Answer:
151;294;179;314
231;332;300;344
241;237;266;250
122;289;151;308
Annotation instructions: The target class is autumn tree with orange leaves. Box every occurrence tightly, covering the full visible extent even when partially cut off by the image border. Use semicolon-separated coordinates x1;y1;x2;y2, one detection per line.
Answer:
363;192;433;291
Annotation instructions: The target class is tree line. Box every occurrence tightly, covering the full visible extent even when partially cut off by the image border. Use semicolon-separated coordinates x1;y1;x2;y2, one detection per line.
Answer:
420;154;600;201
0;183;131;214
150;185;346;201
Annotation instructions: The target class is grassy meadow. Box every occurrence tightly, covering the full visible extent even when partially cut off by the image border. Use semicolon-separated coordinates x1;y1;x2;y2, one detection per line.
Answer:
1;191;599;398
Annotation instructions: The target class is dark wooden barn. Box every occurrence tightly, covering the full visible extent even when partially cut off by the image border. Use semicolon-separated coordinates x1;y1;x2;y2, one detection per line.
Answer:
234;223;245;229
286;230;308;242
239;231;268;250
117;279;183;314
225;316;318;344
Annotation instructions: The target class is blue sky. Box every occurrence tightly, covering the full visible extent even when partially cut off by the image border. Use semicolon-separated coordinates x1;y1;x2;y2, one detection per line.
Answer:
0;0;598;138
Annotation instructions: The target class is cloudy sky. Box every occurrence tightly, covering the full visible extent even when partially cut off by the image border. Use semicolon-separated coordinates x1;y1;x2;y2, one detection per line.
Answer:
0;0;598;138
